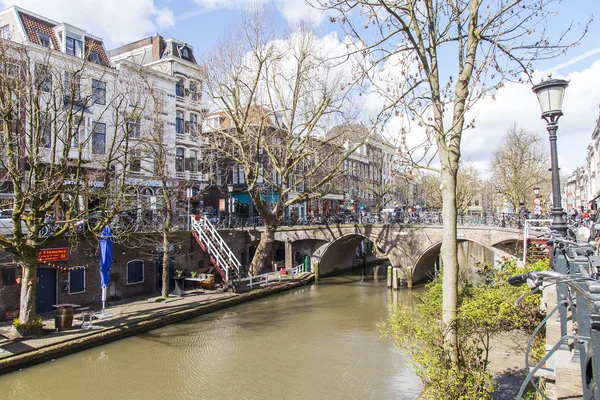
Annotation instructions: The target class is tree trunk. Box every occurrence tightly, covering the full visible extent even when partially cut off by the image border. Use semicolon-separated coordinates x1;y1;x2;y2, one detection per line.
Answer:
161;231;170;298
161;208;173;298
440;166;459;362
18;252;39;324
249;224;276;276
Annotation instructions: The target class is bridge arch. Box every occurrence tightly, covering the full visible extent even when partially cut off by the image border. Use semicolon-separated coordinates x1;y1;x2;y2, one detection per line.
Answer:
412;238;498;284
315;233;400;277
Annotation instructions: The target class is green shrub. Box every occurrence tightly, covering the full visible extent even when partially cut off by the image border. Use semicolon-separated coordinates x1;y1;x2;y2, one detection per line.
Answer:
380;258;548;399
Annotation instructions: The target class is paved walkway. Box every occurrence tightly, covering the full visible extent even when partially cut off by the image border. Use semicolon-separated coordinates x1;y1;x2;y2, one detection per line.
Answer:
544;286;584;400
0;275;313;374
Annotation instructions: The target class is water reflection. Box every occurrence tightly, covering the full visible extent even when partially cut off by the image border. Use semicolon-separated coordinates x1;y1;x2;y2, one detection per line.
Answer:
0;265;423;400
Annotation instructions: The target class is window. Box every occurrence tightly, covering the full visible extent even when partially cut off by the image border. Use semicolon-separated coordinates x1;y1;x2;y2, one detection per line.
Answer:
35;63;52;92
128;119;140;138
71;116;83;148
130;149;141;173
272;170;282;186
92;122;106;154
189;150;198;173
2;267;15;286
175;148;184;172
64;72;81;103
175;79;184;97
66;36;83;58
188;113;198;136
156;90;167;114
126;260;144;284
257;166;263;183
181;46;191;61
0;25;10;40
40;113;51;148
88;51;101;64
37;31;51;48
188;81;199;101
208;116;221;129
233;166;240;184
68;267;85;294
176;111;184;134
92;79;106;105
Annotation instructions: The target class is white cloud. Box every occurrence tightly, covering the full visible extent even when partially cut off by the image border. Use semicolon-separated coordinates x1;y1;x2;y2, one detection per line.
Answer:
460;59;600;175
2;0;176;47
193;0;326;26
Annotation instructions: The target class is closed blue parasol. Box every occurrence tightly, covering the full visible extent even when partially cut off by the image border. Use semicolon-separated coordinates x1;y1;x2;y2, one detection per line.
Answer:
99;225;113;317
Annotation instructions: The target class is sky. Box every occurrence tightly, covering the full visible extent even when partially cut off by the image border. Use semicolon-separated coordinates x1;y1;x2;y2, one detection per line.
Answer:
2;0;600;176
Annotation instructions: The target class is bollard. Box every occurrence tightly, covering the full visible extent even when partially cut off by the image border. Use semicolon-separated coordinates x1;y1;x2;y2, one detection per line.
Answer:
406;266;413;289
387;266;392;288
392;267;399;290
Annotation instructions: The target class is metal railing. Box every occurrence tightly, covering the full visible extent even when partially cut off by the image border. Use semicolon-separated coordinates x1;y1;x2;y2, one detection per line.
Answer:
246;263;306;291
204;211;531;230
190;215;241;282
510;234;600;399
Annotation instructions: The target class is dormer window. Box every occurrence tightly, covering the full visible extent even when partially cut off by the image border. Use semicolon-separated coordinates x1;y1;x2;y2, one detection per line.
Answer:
87;51;101;65
37;32;51;48
66;36;83;58
181;46;191;61
208;116;223;129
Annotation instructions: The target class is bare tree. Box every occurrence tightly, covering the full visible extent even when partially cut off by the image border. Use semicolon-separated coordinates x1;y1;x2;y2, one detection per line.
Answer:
420;162;481;213
0;39;135;325
490;124;551;212
204;10;360;275
316;0;587;361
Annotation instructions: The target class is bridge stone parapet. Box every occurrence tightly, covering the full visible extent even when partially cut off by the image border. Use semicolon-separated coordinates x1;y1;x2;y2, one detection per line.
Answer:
263;224;522;283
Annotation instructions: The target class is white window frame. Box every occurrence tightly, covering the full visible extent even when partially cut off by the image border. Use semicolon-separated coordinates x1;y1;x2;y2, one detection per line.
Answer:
66;36;83;58
126;259;145;285
0;25;10;40
68;267;86;294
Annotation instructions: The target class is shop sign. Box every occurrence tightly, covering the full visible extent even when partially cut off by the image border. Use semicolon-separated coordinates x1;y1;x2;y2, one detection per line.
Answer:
38;247;69;262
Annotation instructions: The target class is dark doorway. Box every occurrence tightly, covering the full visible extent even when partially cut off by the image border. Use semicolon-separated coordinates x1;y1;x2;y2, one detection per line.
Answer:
275;248;285;261
249;245;257;264
155;256;175;292
36;268;57;314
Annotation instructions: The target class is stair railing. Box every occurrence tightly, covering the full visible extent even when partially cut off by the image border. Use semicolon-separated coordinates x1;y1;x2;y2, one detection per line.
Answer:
191;216;240;281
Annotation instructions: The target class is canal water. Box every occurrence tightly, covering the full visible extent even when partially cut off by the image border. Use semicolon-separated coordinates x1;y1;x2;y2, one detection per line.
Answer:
0;267;422;399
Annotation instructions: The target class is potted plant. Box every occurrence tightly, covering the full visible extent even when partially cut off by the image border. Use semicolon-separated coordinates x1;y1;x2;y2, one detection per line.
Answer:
175;270;183;278
4;306;18;320
11;315;43;338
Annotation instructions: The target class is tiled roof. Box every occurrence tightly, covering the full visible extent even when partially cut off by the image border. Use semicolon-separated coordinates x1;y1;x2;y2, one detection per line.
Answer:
18;11;59;49
17;9;110;68
85;37;110;67
208;106;277;129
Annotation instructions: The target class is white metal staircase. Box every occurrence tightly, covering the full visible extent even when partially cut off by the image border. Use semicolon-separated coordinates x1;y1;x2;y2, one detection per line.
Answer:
190;216;241;285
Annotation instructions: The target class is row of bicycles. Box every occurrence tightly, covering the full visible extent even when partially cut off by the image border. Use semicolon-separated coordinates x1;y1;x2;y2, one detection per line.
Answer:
204;211;533;229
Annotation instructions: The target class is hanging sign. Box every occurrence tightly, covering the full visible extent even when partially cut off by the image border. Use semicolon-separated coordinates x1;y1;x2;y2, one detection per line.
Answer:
38;247;69;262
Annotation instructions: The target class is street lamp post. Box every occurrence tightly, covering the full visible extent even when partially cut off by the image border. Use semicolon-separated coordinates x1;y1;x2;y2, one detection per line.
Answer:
227;184;234;228
532;75;569;235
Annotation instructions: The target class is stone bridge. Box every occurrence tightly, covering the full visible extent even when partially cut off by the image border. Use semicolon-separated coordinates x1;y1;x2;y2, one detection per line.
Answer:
245;224;522;284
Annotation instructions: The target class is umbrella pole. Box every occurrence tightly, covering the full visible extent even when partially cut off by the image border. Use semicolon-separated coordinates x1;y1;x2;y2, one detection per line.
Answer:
98;287;112;318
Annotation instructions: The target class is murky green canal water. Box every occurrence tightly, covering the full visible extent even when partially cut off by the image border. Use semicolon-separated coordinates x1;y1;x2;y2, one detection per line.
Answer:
0;267;422;399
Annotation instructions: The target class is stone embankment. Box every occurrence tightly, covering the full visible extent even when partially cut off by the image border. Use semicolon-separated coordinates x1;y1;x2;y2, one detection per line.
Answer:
0;275;314;375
